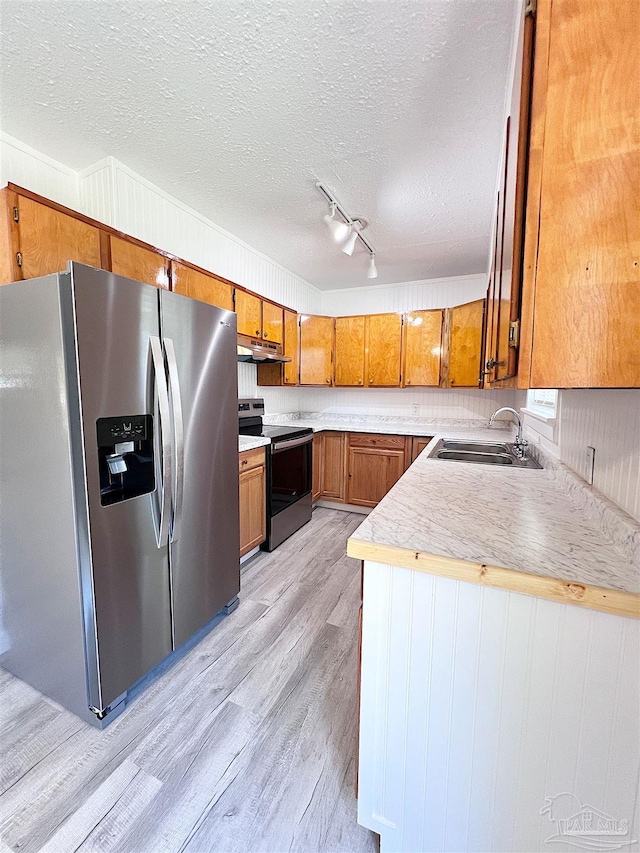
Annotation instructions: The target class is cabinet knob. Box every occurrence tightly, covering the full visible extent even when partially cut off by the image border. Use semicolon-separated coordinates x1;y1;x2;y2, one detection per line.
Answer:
358;379;363;385
256;329;260;336
326;378;330;384
369;378;374;384
406;379;411;384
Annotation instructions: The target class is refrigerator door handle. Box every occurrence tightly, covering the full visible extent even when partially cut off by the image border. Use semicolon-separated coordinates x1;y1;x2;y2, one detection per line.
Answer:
163;337;184;544
150;336;172;547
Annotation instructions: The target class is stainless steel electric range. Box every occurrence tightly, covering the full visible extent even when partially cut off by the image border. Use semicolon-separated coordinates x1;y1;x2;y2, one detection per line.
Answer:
238;399;313;551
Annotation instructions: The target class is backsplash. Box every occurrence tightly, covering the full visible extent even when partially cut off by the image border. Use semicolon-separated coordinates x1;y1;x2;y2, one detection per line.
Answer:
523;389;640;522
238;363;519;421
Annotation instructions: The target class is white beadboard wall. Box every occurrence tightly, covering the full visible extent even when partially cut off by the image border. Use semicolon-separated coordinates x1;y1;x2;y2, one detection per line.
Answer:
359;562;640;853
0;132;79;209
521;389;640;522
78;157;323;315
321;274;486;316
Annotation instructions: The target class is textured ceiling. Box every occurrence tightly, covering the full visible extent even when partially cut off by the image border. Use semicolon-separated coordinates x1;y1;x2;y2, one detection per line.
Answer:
0;0;517;289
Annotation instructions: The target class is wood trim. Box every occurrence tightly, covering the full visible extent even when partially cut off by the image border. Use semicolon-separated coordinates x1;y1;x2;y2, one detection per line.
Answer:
347;538;640;620
1;187;21;282
4;183;296;313
517;0;552;388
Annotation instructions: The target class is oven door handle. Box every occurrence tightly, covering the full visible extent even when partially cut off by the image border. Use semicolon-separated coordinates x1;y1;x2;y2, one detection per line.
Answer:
271;434;313;454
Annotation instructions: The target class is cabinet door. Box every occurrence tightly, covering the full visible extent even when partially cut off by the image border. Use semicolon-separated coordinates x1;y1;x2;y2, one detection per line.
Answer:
321;432;346;501
110;236;169;289
447;300;485;388
410;437;433;462
402;310;443;387
347;447;405;508
262;301;283;344
312;433;323;502
16;195;102;280
239;463;266;557
171;261;233;309
495;12;534;381
283;310;299;385
299;315;334;385
236;289;262;338
335;316;366;386
365;314;402;386
528;0;640;388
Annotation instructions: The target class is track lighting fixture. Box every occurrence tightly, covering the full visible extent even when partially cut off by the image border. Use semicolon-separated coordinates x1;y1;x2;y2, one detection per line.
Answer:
323;202;350;244
316;182;378;279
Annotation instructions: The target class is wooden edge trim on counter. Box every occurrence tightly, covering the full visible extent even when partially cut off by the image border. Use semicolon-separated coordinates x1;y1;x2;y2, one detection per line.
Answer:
346;538;640;620
5;183;296;313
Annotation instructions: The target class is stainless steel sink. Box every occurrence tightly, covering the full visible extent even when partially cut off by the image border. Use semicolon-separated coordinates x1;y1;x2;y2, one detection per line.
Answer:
441;440;510;454
427;438;542;469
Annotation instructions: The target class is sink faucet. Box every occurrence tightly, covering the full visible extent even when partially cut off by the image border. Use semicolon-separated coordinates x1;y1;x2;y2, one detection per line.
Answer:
489;407;528;458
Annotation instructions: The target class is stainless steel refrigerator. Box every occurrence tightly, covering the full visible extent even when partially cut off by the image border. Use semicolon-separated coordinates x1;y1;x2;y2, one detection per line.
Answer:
0;262;240;727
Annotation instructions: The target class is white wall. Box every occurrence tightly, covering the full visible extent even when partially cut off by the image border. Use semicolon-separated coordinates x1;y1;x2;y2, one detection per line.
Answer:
0;132;79;208
523;390;640;522
321;274;486;316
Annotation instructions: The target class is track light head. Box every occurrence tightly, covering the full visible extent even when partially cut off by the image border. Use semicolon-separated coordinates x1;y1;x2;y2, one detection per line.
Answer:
341;218;366;256
367;253;378;279
323;202;349;243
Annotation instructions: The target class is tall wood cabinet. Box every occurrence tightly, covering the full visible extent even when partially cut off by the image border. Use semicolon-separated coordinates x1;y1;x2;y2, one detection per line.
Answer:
402;310;443;387
519;0;640;388
444;300;486;388
335;316;366;386
299;314;334;385
366;314;403;386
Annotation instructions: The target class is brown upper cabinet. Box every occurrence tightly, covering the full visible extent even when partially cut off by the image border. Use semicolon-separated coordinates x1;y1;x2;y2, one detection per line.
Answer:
444;300;485;388
235;289;262;338
335;316;366;386
518;0;640;388
484;6;534;384
262;301;283;345
366;314;403;387
402;310;443;387
299;314;334;385
283;309;299;385
1;190;103;284
171;261;233;310
110;236;170;289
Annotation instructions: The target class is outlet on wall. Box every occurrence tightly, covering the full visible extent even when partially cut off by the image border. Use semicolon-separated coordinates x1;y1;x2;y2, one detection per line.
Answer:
586;446;596;485
411;404;420;416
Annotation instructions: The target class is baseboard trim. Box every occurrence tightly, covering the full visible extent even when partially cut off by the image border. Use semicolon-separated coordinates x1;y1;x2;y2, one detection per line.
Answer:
315;500;372;515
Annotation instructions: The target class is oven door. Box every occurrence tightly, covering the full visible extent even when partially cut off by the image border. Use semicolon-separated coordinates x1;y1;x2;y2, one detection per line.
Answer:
269;434;313;516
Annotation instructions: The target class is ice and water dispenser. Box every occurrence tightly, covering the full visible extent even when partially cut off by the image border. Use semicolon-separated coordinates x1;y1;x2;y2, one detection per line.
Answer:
96;415;155;506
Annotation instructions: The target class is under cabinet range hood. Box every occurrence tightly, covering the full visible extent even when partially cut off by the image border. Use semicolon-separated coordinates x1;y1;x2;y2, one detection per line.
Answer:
237;334;290;364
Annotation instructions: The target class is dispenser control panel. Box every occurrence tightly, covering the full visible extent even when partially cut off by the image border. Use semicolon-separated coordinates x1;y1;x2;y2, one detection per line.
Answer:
97;415;151;445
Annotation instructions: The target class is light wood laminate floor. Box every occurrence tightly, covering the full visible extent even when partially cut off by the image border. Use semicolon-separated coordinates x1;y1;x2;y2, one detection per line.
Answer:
0;507;377;853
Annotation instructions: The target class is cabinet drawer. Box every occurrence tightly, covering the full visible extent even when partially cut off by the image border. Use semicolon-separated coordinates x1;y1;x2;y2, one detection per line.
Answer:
348;433;405;450
239;446;265;472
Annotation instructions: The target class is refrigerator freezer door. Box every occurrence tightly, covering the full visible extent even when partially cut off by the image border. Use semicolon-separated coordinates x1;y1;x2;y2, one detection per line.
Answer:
69;264;173;712
160;291;240;648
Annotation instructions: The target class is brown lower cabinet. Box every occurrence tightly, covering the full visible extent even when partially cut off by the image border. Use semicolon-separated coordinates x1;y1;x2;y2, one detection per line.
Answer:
239;447;266;557
347;434;406;508
315;431;433;509
312;434;323;503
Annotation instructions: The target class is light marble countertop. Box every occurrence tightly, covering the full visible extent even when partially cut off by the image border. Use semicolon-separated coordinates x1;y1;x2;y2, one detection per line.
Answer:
239;435;270;452
347;428;640;615
265;412;502;438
